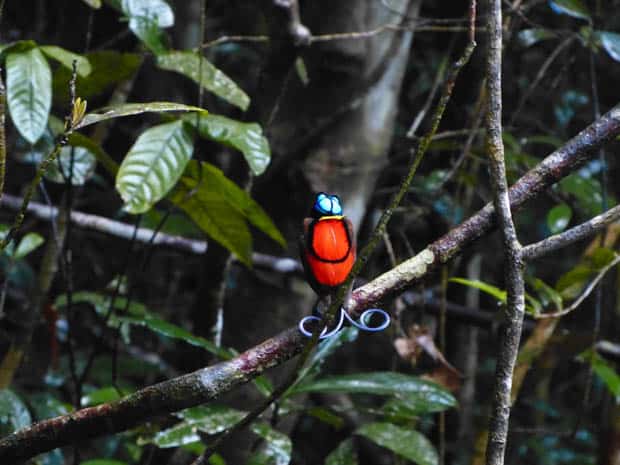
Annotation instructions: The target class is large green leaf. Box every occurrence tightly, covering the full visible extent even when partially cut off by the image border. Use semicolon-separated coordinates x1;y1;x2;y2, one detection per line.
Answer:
186;161;285;247
0;390;32;436
248;422;292;465
290;372;457;410
186;114;271;175
45;146;97;185
171;176;252;265
116;120;194;214
6;48;52;143
170;161;285;264
157;51;250;111
53;51;142;103
39;45;91;77
356;422;438;465
76;102;205;129
121;0;173;55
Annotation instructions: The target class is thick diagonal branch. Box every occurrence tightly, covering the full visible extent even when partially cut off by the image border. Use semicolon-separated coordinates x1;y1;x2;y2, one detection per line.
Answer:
0;103;619;464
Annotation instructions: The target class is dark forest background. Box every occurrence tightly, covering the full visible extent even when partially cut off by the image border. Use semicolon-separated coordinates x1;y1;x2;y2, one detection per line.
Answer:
0;0;619;464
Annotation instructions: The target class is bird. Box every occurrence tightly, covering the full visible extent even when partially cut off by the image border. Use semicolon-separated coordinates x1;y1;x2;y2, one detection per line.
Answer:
300;193;356;314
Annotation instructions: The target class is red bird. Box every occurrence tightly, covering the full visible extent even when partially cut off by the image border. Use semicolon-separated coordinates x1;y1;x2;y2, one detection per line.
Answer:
300;193;356;298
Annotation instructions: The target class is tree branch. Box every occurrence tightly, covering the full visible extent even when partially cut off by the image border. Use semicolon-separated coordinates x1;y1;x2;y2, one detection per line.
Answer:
1;102;620;463
0;194;303;273
484;2;526;464
521;204;620;261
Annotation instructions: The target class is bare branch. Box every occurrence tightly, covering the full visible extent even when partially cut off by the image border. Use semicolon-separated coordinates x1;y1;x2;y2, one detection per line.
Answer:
484;1;526;464
522;205;620;261
0;194;303;273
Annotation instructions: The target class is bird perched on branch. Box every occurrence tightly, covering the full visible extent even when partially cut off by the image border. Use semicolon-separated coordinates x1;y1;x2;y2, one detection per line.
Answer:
300;193;356;314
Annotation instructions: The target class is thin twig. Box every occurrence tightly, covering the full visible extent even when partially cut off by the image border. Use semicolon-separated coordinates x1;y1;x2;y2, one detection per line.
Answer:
535;255;620;319
521;205;620;260
484;0;526;464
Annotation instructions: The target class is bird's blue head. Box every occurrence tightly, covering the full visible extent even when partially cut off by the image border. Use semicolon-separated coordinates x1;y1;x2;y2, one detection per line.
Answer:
312;192;343;218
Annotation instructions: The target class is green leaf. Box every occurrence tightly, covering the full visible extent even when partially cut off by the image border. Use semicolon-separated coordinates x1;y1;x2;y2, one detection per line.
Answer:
186;114;271;175
356;422;438;465
150;422;201;448
579;350;620;402
546;203;572;234
45;146;97;185
118;314;227;358
157;51;250;111
171;182;252;265
548;0;591;20
599;31;620;62
14;233;45;259
449;278;507;303
150;405;246;448
248;423;292;465
6;48;52;144
183;161;285;247
0;40;37;59
325;439;358;465
307;407;344;429
53;51;142;103
176;405;246;432
170;160;285;264
116;120;194;214
68;133;119;176
555;264;593;299
290;372;457;410
80;387;126;406
54;291;230;358
527;276;563;311
381;388;457;418
122;0;174;27
122;0;173;55
557;173;603;216
80;0;102;8
80;460;128;465
76;102;205;129
39;45;92;77
517;28;557;47
0;389;32;436
591;247;618;270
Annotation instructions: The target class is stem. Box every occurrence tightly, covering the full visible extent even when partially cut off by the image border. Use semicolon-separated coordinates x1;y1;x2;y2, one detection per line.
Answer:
484;1;525;464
